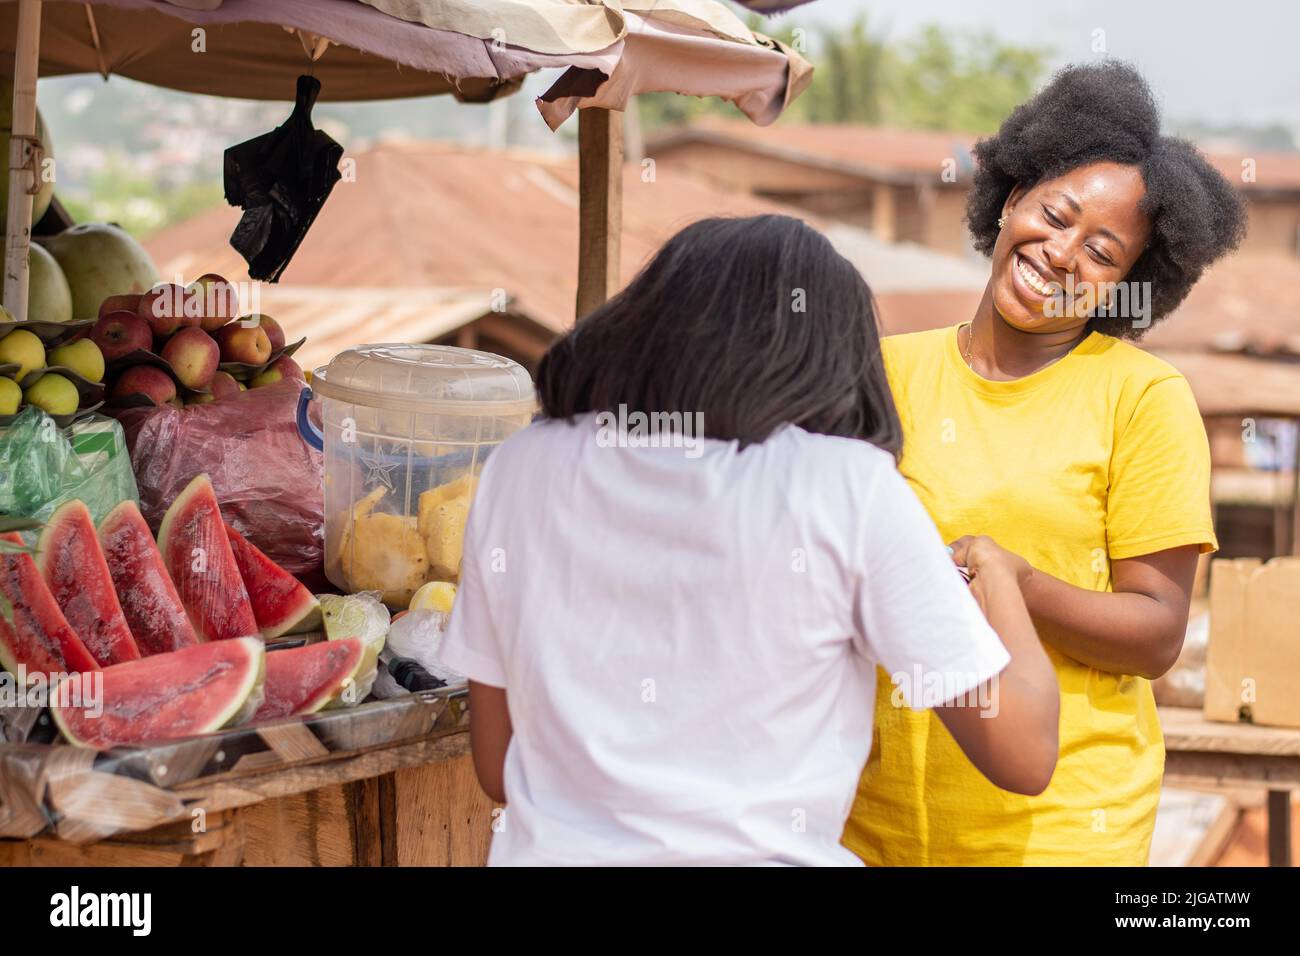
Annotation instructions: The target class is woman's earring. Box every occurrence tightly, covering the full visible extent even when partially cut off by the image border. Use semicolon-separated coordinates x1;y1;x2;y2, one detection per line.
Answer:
997;215;1007;229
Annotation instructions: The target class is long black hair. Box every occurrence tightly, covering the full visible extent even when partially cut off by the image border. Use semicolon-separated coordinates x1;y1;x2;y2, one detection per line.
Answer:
537;214;902;458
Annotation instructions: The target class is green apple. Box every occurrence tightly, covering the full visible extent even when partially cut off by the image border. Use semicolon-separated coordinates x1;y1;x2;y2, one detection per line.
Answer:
0;328;46;382
0;375;20;414
23;373;79;416
47;338;105;383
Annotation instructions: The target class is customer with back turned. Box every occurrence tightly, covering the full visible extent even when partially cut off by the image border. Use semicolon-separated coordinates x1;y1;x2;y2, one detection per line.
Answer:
438;214;1059;866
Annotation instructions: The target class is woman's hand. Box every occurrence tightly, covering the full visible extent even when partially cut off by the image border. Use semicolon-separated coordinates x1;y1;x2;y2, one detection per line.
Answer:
949;534;1033;590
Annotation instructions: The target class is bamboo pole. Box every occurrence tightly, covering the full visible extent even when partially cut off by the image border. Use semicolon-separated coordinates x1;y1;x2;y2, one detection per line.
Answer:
3;0;42;322
575;107;623;320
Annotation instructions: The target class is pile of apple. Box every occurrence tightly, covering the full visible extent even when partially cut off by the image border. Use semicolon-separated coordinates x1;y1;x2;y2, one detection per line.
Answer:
90;274;303;407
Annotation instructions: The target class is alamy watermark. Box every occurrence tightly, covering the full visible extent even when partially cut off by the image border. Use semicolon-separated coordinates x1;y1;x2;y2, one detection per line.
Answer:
890;666;1000;716
595;405;705;459
1041;275;1153;329
0;667;102;717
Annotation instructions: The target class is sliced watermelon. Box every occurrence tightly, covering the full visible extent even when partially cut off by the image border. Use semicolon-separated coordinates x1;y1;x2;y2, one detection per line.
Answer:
51;637;266;749
253;637;368;721
37;500;141;666
158;475;258;642
0;532;100;680
99;501;200;656
225;523;322;639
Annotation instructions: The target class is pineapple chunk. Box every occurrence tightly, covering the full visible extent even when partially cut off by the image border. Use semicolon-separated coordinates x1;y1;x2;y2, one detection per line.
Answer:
418;474;478;581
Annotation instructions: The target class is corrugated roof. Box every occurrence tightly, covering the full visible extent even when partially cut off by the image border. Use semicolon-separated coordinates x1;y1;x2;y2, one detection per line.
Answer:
653;119;1300;193
145;140;985;337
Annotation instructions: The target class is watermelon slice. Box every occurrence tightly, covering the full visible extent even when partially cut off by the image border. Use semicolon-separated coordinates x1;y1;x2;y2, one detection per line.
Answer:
158;475;258;642
99;501;200;656
0;532;99;680
225;523;322;638
37;500;141;666
51;637;266;749
253;637;370;721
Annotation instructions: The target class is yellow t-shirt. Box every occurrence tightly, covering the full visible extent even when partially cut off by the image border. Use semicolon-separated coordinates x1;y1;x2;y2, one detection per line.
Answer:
842;325;1216;866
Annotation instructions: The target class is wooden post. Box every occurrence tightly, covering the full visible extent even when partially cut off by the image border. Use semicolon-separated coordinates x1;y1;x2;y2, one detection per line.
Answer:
1266;789;1292;867
575;107;623;320
3;0;42;322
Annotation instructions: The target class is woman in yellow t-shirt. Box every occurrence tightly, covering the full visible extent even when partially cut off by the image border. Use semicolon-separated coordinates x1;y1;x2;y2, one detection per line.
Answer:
841;61;1248;866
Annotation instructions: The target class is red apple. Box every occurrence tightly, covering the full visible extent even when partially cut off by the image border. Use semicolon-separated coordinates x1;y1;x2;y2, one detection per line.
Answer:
192;274;240;332
209;370;242;400
238;314;285;352
215;323;272;366
110;365;177;405
160;327;219;390
99;294;143;319
248;355;303;388
137;283;188;337
90;311;153;361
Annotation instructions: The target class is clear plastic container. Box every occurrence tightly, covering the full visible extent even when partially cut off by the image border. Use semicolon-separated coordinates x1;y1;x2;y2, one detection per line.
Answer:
297;344;534;608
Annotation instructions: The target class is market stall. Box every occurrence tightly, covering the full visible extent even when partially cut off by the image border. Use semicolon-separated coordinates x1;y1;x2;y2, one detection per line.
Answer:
0;0;812;865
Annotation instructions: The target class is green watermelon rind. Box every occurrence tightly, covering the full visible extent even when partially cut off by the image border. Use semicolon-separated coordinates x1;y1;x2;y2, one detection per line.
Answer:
50;637;267;749
157;474;258;642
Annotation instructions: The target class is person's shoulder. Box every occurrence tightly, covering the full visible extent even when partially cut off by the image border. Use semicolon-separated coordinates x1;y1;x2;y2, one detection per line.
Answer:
770;427;898;488
881;325;951;362
1087;332;1185;387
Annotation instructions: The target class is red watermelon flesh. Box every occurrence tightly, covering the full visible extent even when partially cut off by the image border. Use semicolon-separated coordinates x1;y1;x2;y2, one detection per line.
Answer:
254;638;366;721
158;475;258;642
38;500;141;666
99;501;199;656
0;532;99;680
225;523;322;639
51;637;266;749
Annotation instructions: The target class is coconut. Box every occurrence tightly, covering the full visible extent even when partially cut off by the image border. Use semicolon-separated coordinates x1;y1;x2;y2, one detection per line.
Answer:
38;223;160;320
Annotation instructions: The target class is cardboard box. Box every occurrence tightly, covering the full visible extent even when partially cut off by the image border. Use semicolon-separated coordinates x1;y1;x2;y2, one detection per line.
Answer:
1204;557;1300;728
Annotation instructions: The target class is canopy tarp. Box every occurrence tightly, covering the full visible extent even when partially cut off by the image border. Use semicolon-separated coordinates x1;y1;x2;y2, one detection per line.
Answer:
0;0;810;125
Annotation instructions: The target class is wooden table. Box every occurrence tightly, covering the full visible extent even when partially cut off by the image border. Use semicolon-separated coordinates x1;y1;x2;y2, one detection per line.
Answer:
0;729;497;866
1160;706;1300;866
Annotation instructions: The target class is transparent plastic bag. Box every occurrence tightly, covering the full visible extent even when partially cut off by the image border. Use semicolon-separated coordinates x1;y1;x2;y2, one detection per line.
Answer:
110;378;324;577
0;407;138;528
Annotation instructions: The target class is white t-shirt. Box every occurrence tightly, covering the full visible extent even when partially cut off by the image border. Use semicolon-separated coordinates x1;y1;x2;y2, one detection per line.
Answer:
438;413;1010;866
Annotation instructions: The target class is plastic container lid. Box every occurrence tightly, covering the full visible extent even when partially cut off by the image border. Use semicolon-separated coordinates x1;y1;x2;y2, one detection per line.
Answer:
310;344;536;416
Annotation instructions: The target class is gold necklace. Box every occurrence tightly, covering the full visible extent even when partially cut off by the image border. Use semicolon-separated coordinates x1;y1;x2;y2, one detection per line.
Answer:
961;321;975;368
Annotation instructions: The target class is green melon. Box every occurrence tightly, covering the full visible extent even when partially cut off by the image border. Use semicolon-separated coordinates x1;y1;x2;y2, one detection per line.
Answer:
24;241;73;324
0;93;54;231
38;223;160;320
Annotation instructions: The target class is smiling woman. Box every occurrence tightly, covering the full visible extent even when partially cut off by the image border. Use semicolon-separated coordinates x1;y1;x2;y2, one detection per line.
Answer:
842;60;1248;867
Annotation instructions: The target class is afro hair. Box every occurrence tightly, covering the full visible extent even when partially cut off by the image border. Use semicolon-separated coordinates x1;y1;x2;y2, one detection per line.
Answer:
965;60;1248;339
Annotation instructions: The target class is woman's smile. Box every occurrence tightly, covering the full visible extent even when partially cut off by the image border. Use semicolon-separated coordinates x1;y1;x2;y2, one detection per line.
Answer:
1011;252;1059;300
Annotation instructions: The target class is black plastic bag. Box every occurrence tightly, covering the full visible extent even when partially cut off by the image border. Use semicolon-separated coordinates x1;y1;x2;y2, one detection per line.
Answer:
224;75;343;282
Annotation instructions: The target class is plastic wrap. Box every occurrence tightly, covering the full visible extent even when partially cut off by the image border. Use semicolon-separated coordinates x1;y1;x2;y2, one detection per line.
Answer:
110;377;324;577
0;407;138;528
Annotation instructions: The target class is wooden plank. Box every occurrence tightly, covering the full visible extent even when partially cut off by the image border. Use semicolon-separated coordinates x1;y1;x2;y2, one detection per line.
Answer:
1186;800;1244;868
575;107;623;320
239;786;355;866
1161;706;1300;757
393;753;498;866
1164;751;1300;788
2;0;41;321
1267;790;1293;867
0;810;244;867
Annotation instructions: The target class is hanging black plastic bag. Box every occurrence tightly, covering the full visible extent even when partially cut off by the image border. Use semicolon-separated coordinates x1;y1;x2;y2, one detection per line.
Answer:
224;75;343;282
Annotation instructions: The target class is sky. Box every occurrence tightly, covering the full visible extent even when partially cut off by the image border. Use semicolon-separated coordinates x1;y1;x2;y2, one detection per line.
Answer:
769;0;1300;130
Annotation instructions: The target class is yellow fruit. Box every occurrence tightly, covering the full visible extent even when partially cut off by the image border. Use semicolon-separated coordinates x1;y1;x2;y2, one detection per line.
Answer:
418;474;478;581
0;375;19;414
410;580;457;614
23;373;79;416
339;512;428;608
47;338;105;383
0;328;46;382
